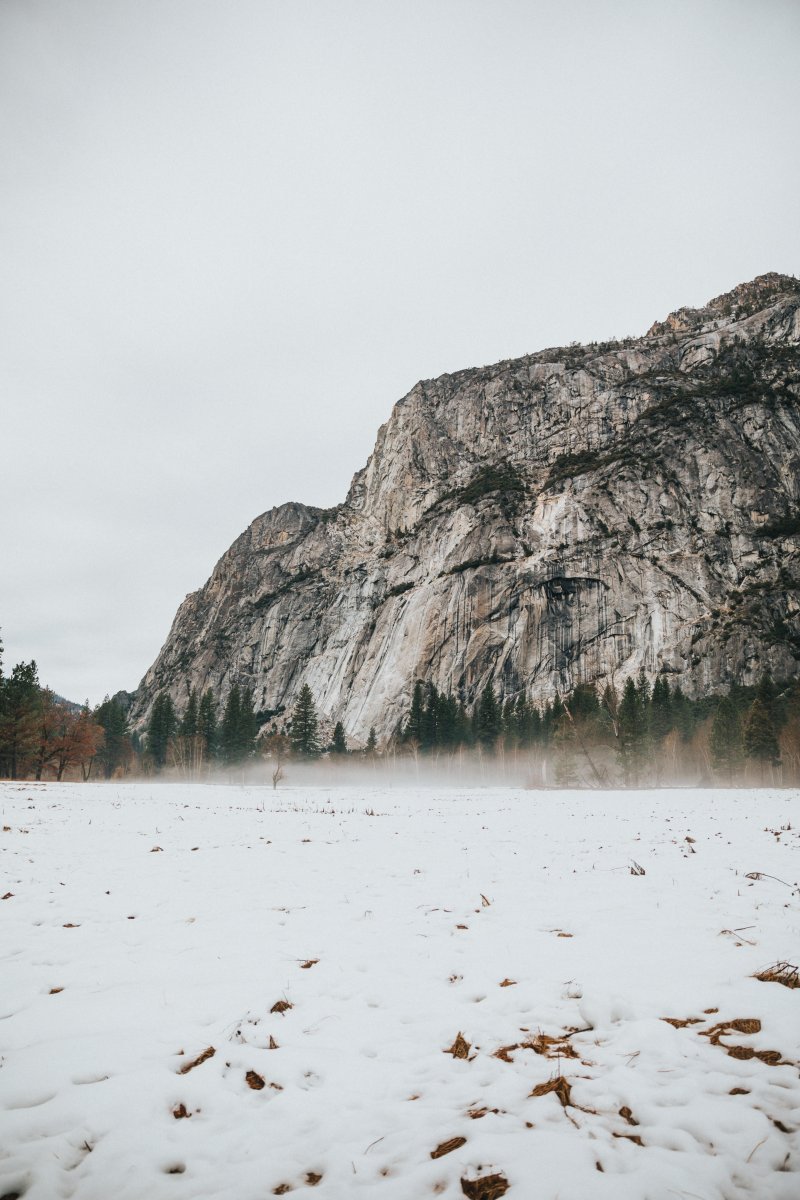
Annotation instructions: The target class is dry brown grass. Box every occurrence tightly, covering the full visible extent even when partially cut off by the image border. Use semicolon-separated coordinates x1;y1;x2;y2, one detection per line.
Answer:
178;1046;215;1074
431;1136;467;1159
445;1033;471;1059
246;1070;265;1090
529;1075;572;1107
525;1033;578;1060
270;1000;293;1014
755;961;799;989
460;1173;509;1199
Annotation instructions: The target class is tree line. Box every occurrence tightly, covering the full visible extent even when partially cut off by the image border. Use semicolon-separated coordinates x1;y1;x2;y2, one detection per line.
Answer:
144;682;377;774
0;635;132;780
393;669;788;785
1;622;795;785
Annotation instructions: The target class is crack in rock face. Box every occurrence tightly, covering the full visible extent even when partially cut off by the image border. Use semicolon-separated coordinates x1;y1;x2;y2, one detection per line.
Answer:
131;274;800;743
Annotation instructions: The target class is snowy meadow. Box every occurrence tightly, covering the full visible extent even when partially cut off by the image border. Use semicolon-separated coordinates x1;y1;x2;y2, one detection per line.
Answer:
1;782;798;1200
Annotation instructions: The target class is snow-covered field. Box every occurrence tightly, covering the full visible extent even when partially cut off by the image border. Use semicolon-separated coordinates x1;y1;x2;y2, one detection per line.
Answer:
1;782;798;1200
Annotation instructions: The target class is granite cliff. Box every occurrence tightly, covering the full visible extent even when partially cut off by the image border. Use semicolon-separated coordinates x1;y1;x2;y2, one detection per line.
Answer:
131;273;800;742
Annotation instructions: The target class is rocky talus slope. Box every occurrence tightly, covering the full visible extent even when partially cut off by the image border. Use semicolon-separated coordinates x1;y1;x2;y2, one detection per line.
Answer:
132;274;800;741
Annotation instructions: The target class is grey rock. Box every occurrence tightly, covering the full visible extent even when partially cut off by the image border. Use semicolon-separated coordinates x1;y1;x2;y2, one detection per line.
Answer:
131;273;800;742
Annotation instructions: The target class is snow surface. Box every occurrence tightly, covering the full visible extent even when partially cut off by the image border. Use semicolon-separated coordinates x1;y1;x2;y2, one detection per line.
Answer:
1;781;798;1200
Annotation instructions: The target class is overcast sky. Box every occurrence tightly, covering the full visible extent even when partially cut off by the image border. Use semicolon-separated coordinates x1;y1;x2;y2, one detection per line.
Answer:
1;0;799;705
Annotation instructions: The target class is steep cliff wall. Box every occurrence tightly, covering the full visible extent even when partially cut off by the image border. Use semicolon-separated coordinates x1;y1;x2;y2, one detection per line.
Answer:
131;273;800;741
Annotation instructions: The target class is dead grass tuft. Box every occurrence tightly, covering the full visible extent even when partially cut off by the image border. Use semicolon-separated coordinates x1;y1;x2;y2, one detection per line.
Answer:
270;1000;293;1014
460;1173;510;1199
431;1136;467;1159
268;1035;279;1050
498;979;516;987
524;1034;578;1060
467;1106;499;1120
305;1173;323;1186
755;961;799;989
446;1033;471;1059
246;1070;266;1090
618;1106;638;1126
729;1087;750;1095
662;1017;702;1028
529;1075;572;1107
178;1046;215;1074
300;960;318;969
172;1103;190;1119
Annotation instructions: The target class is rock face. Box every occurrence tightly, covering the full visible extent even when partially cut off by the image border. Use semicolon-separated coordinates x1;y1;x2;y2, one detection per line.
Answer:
132;273;800;742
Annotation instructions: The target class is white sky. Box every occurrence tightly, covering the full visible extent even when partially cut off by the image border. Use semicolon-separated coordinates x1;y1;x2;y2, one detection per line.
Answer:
1;0;799;705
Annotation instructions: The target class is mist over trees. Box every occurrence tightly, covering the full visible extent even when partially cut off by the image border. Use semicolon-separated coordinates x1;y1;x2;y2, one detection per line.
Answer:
0;625;795;785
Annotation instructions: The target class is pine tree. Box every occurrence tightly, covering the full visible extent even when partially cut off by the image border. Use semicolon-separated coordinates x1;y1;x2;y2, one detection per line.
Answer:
475;684;502;751
618;677;647;785
743;699;780;771
455;700;472;747
671;685;694;742
404;681;425;745
437;693;459;749
180;688;199;739
364;727;377;756
331;721;347;755
221;684;242;764
220;685;257;764
147;692;176;769
649;676;673;741
710;695;742;782
0;661;40;778
502;698;517;748
198;689;218;760
289;684;320;758
238;689;258;761
420;683;439;750
94;696;130;778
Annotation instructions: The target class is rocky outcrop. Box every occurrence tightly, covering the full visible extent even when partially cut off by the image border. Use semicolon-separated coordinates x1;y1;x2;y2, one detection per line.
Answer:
131;273;800;742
